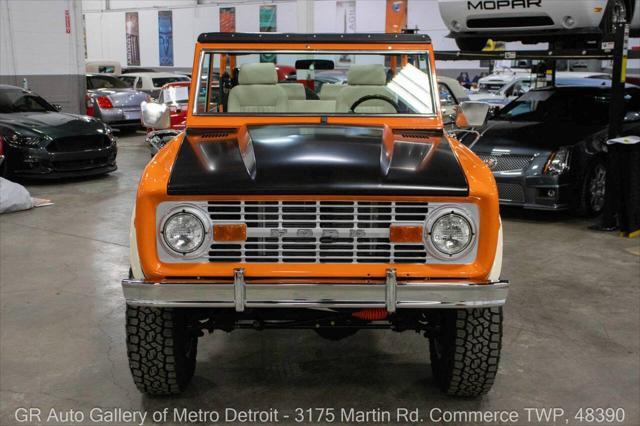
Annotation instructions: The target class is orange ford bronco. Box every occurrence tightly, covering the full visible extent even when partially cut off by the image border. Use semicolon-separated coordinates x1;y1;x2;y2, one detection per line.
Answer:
124;32;507;397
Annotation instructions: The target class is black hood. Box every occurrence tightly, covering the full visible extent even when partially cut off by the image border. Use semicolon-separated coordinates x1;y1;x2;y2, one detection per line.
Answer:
0;111;106;139
167;125;468;196
471;119;604;154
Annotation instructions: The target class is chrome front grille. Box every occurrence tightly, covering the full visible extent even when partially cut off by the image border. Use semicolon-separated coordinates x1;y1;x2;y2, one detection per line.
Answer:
207;201;429;264
478;154;533;172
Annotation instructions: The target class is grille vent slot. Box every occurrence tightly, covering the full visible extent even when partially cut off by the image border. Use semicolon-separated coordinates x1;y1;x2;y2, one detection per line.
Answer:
207;201;429;263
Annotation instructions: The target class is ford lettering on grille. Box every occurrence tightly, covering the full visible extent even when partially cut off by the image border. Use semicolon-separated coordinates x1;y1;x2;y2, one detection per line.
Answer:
207;201;429;263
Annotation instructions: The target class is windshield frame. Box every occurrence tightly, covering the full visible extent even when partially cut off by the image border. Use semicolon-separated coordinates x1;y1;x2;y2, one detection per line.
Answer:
190;48;439;119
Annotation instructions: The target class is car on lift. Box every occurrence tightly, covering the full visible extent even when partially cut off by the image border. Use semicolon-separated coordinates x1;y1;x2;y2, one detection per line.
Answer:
123;32;508;398
438;0;638;51
0;84;117;179
86;74;149;130
464;85;640;215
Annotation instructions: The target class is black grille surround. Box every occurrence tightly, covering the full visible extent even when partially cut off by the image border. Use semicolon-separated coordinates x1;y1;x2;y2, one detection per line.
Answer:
46;135;111;153
467;16;554;29
477;154;533;172
497;183;526;203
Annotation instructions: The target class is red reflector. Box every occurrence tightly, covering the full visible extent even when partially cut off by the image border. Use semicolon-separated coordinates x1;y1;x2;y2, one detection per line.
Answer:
96;96;113;109
389;225;424;243
352;309;388;321
213;224;247;241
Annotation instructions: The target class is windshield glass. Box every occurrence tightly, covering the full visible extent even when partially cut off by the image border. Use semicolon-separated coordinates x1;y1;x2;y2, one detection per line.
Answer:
0;89;55;113
160;85;190;104
194;51;435;116
87;75;129;89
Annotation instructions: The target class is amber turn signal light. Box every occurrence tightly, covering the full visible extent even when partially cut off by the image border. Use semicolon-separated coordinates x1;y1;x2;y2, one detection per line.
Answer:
213;224;247;241
389;224;424;243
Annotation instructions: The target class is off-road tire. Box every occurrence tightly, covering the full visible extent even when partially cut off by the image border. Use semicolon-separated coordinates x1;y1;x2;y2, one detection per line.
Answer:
429;307;502;397
455;38;488;52
126;305;198;396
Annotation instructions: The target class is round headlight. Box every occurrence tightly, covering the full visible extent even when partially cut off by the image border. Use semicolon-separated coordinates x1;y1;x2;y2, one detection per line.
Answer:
162;211;206;254
430;212;473;256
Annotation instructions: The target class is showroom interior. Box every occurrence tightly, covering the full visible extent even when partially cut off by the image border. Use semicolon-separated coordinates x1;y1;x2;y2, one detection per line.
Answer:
1;0;639;425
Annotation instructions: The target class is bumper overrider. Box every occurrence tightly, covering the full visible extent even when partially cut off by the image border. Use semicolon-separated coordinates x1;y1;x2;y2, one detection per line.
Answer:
122;269;509;311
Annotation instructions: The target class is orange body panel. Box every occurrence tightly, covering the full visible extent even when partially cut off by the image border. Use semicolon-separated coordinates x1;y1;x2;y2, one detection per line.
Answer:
134;40;500;283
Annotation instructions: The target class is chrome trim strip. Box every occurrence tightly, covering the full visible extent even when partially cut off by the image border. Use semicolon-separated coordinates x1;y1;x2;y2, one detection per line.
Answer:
234;268;245;312
122;274;508;310
385;268;397;313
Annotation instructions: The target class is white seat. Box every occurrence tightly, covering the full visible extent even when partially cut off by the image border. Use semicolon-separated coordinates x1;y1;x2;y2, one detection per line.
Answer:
335;64;397;113
318;83;345;101
227;63;288;113
278;83;306;100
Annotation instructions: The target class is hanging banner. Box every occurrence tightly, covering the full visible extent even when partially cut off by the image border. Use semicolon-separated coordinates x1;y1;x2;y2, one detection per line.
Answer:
82;14;87;58
259;5;277;63
158;11;174;66
385;0;407;33
220;7;236;33
125;12;140;66
336;0;356;66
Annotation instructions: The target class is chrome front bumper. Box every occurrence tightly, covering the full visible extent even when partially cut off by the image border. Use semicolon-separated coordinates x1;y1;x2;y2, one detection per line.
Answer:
122;269;508;311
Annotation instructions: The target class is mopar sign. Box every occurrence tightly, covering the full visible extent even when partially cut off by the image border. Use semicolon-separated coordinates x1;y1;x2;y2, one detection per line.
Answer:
468;0;542;10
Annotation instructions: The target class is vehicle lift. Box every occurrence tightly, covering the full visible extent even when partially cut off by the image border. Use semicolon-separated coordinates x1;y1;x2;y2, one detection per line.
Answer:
434;23;639;236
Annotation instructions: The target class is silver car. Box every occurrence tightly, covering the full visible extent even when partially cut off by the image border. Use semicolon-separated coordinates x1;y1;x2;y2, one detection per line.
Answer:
86;74;149;129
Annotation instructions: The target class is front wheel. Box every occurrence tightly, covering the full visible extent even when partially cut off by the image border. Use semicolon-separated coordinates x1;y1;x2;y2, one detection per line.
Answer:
126;305;198;395
578;161;607;217
429;307;502;397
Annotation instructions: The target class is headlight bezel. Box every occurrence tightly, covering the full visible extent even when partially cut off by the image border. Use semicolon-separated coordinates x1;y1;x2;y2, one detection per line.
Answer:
158;205;211;258
425;205;477;261
6;132;45;147
544;147;571;175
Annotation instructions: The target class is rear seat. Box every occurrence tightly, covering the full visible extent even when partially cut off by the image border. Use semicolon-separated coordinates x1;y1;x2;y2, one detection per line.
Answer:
318;83;345;101
228;63;394;114
278;83;306;100
227;63;287;112
336;64;396;113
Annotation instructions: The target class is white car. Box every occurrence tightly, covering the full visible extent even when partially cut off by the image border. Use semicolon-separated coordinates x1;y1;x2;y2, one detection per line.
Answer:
477;70;610;93
118;72;190;98
438;0;637;51
470;71;612;107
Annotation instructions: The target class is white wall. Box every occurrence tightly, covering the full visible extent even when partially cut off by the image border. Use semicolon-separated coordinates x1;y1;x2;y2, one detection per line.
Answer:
83;0;302;68
1;0;86;112
1;0;84;76
81;0;638;74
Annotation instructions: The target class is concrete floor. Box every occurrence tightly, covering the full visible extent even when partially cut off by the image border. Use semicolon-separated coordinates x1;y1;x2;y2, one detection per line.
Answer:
1;132;638;426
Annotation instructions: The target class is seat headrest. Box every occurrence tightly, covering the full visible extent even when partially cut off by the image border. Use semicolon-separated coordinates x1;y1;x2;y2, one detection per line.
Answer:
347;64;386;86
238;63;278;85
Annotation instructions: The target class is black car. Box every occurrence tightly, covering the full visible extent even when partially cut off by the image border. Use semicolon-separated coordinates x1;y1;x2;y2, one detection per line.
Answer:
467;85;640;216
0;85;117;179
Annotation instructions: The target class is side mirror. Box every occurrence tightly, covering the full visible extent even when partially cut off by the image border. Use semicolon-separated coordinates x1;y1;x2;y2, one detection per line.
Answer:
53;104;63;112
141;101;170;130
455;101;491;129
